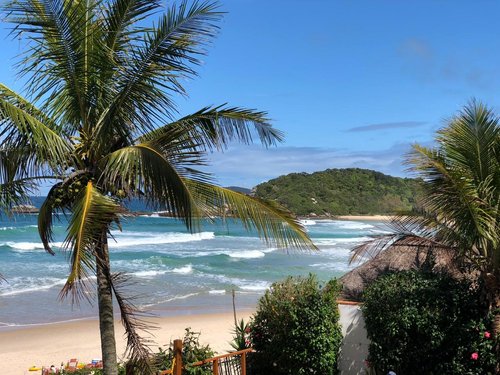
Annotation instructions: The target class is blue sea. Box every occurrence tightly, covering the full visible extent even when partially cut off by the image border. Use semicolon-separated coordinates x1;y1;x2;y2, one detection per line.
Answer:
0;208;384;329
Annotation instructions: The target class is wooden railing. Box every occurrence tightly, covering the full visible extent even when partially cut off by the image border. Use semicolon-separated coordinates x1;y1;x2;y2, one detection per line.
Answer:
159;339;253;375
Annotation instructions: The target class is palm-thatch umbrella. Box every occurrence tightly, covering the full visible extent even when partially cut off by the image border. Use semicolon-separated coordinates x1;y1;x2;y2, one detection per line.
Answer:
340;245;472;301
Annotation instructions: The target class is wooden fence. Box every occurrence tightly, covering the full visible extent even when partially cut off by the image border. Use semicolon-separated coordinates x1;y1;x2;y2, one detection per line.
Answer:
159;339;253;375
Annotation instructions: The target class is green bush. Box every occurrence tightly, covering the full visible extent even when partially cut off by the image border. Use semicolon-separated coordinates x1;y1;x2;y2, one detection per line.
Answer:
249;274;342;375
154;328;215;375
362;271;497;375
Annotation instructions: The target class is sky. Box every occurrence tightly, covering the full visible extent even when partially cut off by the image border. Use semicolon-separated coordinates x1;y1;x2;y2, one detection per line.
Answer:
1;0;500;189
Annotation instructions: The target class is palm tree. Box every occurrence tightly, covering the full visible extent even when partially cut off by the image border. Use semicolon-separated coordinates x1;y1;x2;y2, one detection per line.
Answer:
0;1;315;374
352;101;500;331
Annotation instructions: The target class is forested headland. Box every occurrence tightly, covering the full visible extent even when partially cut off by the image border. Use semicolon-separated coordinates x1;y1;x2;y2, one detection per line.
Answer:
253;168;422;216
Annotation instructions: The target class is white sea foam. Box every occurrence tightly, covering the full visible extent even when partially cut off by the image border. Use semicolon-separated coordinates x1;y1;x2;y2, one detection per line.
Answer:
239;281;270;291
4;231;214;252
0;277;67;296
0;317;92;330
208;290;226;295
228;250;266;259
132;270;168;278
172;264;193;274
313;237;370;247
3;241;64;251
310;262;353;273
108;232;214;248
141;292;201;308
336;221;374;230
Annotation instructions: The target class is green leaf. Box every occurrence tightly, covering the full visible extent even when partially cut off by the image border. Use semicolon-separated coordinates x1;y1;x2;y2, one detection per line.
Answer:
61;181;124;302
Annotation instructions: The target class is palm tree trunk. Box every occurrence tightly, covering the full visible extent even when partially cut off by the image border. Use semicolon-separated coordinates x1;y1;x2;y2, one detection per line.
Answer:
96;234;119;375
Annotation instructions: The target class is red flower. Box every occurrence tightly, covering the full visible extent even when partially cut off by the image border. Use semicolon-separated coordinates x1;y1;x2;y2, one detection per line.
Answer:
484;331;491;339
471;352;479;361
245;326;251;334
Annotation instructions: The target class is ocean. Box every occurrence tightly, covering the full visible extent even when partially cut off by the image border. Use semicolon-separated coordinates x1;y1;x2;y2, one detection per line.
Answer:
0;211;384;329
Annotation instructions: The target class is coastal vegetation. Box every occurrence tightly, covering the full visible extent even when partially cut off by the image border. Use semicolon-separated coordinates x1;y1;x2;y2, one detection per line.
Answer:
363;270;497;374
254;168;422;216
249;275;342;375
352;101;500;369
0;1;315;374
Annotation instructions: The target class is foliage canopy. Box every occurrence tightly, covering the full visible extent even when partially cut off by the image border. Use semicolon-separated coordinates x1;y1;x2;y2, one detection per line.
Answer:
254;168;422;216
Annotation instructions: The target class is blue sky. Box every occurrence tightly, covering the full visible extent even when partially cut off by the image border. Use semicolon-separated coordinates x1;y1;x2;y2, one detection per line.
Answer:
1;0;500;188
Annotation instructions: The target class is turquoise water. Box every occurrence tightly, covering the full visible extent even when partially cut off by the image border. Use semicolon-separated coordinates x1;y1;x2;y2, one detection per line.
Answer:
0;213;383;328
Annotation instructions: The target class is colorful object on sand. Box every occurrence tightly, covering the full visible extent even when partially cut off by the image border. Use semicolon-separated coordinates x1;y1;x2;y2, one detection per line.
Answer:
65;358;78;372
28;366;41;371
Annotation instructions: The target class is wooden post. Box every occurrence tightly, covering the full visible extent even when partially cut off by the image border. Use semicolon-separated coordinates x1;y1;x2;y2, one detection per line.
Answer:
241;352;246;375
213;359;219;375
174;339;183;375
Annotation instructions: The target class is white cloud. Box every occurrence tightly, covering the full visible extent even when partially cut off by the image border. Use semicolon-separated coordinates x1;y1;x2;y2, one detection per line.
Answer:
203;143;415;188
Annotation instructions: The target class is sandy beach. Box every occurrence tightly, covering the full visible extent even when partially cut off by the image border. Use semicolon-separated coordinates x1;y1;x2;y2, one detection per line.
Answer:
334;215;393;222
0;311;252;375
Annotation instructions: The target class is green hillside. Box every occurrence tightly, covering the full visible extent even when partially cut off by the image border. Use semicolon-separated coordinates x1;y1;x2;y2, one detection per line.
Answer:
254;168;423;216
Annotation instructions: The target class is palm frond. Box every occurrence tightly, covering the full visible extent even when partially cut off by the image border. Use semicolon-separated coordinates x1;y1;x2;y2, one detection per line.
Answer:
38;182;65;255
0;147;43;212
0;84;72;171
4;0;108;131
92;0;223;149
185;180;317;251
103;0;161;51
140;105;283;151
352;100;500;274
109;272;156;374
439;100;500;182
60;181;124;303
409;144;496;247
99;142;205;231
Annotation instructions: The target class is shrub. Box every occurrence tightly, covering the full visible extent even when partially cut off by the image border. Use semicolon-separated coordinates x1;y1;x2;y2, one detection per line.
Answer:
230;318;252;351
249;274;342;375
362;270;497;375
154;328;215;375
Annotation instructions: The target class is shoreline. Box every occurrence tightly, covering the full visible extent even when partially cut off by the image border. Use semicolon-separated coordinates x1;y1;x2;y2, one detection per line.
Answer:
333;215;394;222
298;214;393;222
0;310;254;375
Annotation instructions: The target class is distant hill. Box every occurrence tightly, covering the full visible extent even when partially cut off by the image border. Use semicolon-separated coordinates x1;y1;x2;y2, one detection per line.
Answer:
226;186;252;194
253;168;423;216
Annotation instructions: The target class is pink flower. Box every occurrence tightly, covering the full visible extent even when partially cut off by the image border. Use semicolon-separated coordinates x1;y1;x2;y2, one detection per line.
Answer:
484;331;491;339
471;352;479;361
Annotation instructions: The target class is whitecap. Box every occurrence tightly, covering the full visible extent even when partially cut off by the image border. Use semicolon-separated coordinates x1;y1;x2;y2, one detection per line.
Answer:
228;250;266;259
309;262;353;272
208;290;226;295
0;277;67;296
108;232;214;248
336;221;374;230
141;292;200;308
239;281;270;291
132;270;168;278
171;264;193;274
3;241;64;251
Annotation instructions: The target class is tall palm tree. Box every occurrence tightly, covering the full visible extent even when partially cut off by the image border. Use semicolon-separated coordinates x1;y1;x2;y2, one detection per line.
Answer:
0;1;315;374
352;101;500;331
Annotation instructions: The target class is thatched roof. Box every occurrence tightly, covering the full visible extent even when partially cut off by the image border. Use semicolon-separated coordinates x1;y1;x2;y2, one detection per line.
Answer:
340;246;473;301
